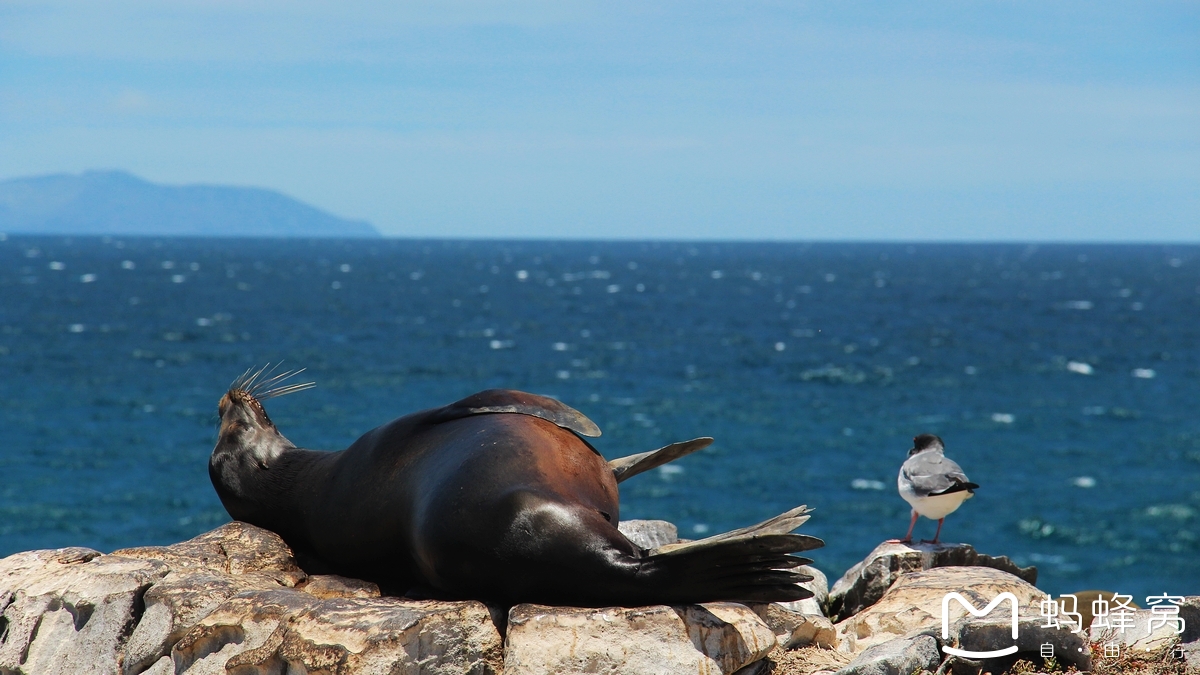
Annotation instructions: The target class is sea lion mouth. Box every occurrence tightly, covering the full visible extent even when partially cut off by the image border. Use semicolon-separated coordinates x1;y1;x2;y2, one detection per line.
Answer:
221;364;315;427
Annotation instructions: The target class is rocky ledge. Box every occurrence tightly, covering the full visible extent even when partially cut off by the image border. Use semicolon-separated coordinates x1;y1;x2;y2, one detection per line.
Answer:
1;524;1196;675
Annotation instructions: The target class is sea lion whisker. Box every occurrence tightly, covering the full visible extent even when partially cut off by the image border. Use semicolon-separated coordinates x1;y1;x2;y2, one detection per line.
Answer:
235;362;274;393
229;364;259;392
247;362;289;393
231;362;302;398
256;381;316;400
247;366;303;396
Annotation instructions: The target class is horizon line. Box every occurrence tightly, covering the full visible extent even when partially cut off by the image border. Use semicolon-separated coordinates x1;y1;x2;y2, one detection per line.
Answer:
2;232;1198;247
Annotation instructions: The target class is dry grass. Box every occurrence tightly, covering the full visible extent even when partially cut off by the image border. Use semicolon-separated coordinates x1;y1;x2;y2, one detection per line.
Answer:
752;639;1193;675
1086;643;1189;675
757;645;853;675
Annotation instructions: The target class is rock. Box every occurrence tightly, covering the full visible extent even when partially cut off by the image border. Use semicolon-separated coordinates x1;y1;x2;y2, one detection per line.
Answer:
1088;608;1187;658
834;566;1043;653
123;570;281;673
1179;595;1200;644
731;660;771;675
122;522;311;674
0;524;502;675
617;519;680;549
834;634;941;675
113;520;306;588
1181;641;1200;671
955;615;1091;672
778;565;829;616
0;548;168;675
827;541;1037;622
504;602;776;675
299;574;382;599
749;603;836;649
174;590;502;674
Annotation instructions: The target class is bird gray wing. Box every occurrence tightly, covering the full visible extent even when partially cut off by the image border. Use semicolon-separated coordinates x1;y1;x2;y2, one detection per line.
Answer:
901;453;972;497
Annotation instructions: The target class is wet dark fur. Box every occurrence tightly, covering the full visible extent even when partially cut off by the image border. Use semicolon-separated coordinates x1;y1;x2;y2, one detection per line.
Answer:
210;370;821;606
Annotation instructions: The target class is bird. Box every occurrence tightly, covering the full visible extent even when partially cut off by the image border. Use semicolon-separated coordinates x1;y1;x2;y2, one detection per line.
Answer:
892;433;979;544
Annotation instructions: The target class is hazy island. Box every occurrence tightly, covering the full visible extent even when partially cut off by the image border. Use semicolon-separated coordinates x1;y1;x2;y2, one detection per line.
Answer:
0;170;379;238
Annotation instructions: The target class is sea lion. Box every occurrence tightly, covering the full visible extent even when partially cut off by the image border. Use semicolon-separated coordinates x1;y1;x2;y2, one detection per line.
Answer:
209;366;823;606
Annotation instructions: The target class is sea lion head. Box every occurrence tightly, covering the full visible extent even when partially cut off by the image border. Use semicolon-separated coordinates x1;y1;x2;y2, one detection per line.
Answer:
209;365;313;514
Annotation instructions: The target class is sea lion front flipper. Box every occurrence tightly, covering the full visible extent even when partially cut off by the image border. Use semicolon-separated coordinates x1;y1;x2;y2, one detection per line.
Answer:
430;389;602;437
608;437;713;483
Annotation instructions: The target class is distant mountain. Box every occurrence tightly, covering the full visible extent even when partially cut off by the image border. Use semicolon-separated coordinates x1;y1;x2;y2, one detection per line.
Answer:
0;170;379;238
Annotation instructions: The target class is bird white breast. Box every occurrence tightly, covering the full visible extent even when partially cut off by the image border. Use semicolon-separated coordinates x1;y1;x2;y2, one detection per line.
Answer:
899;486;973;519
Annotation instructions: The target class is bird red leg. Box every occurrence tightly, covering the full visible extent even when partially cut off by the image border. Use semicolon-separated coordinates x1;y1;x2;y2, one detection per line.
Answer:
886;510;919;544
886;511;919;544
905;511;919;543
931;518;944;544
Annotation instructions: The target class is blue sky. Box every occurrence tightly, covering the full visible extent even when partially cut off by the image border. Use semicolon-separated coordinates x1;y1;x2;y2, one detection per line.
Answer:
1;1;1197;240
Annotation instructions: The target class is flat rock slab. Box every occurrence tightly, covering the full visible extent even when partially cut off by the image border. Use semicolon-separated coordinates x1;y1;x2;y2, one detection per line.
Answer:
0;548;168;675
113;520;306;588
504;602;776;675
299;574;382;600
1088;607;1189;658
828;541;1036;622
778;565;829;617
834;634;941;675
835;566;1043;654
0;523;502;675
956;615;1091;672
749;603;836;649
617;519;680;550
173;590;502;675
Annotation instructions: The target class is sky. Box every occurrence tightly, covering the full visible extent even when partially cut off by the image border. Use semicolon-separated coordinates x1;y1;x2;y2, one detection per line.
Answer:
1;1;1197;241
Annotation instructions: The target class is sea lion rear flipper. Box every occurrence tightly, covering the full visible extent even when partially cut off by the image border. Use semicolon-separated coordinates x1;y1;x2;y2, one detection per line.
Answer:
608;437;713;483
429;389;602;437
637;505;825;603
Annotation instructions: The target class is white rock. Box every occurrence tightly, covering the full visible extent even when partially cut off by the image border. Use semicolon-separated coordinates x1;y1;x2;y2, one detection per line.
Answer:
834;634;940;675
834;566;1043;653
748;603;836;649
0;548;168;675
1088;608;1187;657
174;590;502;675
504;602;776;675
827;541;1036;622
778;565;829;616
617;519;679;549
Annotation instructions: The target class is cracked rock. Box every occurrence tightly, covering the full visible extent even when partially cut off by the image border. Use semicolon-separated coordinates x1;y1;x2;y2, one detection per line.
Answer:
617;519;680;550
834;566;1043;654
0;548;168;675
749;603;836;649
827;541;1037;622
834;634;941;675
504;602;776;675
173;589;501;675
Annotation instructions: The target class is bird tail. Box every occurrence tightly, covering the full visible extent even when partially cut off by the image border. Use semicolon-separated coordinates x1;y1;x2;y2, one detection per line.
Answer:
931;478;980;496
638;505;824;603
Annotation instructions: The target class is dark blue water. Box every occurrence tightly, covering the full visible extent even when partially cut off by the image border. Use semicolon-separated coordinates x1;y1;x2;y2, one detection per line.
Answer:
1;236;1197;600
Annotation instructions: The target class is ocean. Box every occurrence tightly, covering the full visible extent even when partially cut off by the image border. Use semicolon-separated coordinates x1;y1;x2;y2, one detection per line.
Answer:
1;236;1197;600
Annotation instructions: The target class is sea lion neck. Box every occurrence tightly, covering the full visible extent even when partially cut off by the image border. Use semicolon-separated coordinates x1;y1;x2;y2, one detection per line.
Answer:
210;389;303;522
